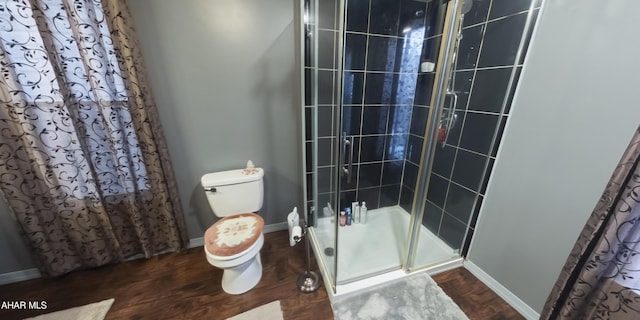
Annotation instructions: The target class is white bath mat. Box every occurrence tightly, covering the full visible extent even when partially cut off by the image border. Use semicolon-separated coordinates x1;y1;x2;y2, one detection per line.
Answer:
332;272;469;320
226;300;284;320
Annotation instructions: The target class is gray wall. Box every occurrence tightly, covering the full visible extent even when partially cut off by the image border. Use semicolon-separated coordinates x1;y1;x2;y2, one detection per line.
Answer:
468;0;640;313
0;0;302;275
0;199;36;273
127;0;302;239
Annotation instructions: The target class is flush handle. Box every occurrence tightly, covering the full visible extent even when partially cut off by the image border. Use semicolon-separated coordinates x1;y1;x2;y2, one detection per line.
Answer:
205;187;217;192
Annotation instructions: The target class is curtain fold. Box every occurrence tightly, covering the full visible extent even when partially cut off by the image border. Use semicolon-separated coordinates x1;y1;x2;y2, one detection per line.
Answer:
541;126;640;319
0;0;188;277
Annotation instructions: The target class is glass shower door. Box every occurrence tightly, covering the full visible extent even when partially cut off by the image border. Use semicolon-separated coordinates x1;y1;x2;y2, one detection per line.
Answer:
303;0;343;291
304;0;537;293
304;0;472;291
334;0;455;284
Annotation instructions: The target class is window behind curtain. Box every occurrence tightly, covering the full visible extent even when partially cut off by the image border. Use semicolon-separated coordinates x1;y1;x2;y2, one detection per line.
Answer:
0;1;149;197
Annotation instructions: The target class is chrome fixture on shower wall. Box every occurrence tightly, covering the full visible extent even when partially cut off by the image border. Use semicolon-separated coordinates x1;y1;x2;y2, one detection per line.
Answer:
437;0;471;148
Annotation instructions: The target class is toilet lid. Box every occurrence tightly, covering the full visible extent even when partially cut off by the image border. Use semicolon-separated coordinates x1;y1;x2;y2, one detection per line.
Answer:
204;213;264;257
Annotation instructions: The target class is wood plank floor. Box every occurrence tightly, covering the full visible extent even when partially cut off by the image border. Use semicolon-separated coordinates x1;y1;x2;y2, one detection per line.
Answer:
432;268;525;320
0;230;523;319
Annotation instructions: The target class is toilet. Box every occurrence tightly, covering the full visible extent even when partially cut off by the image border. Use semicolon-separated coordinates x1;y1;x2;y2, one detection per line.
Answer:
201;163;265;294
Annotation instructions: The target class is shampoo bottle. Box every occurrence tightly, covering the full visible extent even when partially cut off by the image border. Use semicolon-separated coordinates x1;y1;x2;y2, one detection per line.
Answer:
352;202;360;224
345;208;352;226
360;201;368;224
339;211;346;226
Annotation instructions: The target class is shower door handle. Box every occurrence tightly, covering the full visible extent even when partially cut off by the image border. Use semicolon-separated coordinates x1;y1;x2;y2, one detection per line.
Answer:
446;90;458;131
341;133;354;183
443;91;459;144
446;90;458;114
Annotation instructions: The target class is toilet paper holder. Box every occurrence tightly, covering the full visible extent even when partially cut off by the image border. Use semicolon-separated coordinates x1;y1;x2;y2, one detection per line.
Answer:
294;223;320;293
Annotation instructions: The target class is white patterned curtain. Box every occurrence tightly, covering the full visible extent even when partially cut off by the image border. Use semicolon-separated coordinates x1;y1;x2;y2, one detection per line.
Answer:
0;0;188;277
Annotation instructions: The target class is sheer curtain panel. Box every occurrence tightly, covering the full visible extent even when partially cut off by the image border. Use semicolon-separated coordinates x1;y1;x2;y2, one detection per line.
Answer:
0;0;188;277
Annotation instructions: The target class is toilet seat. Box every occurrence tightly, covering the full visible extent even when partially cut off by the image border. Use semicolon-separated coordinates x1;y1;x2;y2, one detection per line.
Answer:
204;213;264;259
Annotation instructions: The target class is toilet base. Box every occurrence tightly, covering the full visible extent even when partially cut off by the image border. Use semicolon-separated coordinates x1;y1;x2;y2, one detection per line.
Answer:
221;254;262;295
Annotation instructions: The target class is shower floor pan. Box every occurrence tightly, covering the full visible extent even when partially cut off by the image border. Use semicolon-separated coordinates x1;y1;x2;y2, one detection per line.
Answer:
313;205;457;285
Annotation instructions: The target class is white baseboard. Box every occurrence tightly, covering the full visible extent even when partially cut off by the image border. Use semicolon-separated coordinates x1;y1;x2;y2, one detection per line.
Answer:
188;222;289;248
262;221;288;233
464;261;540;320
188;237;204;248
0;268;41;285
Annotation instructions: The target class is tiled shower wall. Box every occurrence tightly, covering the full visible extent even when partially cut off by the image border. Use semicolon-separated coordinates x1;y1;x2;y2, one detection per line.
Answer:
305;0;443;213
304;0;540;255
339;0;444;211
422;0;541;252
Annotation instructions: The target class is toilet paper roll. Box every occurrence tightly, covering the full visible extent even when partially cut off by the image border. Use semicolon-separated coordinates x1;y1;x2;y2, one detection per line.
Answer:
290;226;302;246
287;207;299;246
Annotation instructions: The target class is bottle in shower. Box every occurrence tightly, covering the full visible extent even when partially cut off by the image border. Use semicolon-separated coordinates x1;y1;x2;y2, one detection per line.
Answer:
352;202;360;224
345;208;352;226
339;211;346;226
360;202;368;224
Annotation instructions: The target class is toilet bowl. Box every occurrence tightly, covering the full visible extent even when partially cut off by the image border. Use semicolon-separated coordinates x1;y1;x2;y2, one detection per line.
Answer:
201;163;265;294
204;213;265;294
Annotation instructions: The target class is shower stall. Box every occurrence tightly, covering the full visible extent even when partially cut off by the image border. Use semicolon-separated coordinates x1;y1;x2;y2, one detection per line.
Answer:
300;0;541;295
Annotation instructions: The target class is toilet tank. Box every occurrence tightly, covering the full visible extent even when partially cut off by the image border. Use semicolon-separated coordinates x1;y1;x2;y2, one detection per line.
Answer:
201;168;264;217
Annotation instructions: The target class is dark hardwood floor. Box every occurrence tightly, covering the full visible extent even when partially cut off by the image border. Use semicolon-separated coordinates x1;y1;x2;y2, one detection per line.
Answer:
432;268;525;320
0;230;522;319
